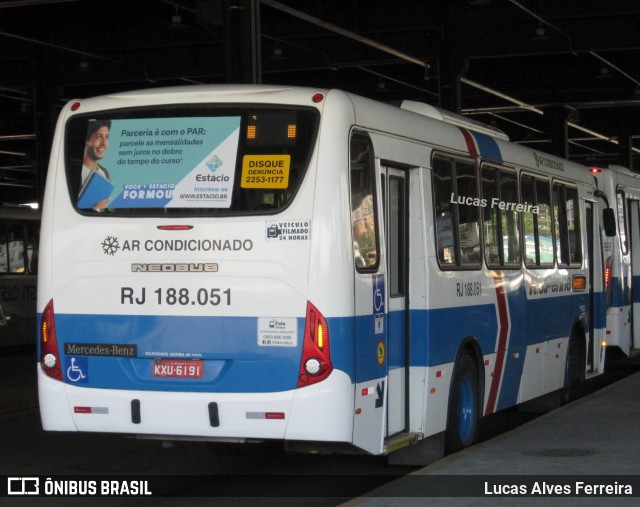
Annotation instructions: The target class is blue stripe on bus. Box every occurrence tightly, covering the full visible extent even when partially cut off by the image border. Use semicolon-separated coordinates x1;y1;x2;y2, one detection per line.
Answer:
610;277;627;307
611;274;640;306
53;313;304;393
48;287;597;398
422;291;586;365
471;131;503;164
633;275;640;304
593;290;606;329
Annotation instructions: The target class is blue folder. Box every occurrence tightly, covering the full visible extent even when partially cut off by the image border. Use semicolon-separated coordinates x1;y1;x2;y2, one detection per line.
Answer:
77;170;114;209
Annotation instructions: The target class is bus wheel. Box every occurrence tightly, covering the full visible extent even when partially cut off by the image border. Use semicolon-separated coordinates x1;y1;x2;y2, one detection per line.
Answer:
445;354;479;454
561;337;580;405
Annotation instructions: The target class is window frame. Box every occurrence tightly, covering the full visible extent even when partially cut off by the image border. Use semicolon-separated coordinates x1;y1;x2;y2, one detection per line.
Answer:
553;180;583;268
431;152;482;271
521;172;554;269
63;104;320;217
616;189;629;255
481;163;522;270
350;131;381;273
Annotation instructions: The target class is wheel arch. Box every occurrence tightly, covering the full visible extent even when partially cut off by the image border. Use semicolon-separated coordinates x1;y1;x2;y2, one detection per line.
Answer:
452;336;486;406
444;336;485;453
568;319;587;382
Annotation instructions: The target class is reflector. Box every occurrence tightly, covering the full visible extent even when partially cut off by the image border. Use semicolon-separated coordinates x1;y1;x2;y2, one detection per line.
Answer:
40;299;63;381
297;301;332;388
572;275;587;291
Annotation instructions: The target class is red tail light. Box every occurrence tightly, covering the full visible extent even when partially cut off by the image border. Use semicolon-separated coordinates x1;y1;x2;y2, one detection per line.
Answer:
604;256;612;290
40;299;63;381
297;301;332;388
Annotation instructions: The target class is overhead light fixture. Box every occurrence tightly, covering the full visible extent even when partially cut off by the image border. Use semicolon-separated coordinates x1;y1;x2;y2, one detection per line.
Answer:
169;7;186;29
532;24;548;41
423;62;431;81
376;79;388;93
270;46;286;60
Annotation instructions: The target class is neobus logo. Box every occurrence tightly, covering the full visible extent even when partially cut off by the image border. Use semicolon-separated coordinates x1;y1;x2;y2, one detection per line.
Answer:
131;263;219;273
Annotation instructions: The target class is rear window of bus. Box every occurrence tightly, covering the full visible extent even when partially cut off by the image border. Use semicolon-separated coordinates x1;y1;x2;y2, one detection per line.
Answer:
64;105;319;216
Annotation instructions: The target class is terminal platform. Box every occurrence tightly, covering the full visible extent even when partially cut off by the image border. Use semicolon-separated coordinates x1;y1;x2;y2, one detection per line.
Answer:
348;370;640;506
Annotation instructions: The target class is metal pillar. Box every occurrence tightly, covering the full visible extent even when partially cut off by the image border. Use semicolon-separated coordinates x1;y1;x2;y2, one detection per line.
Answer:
543;105;570;159
617;113;634;170
224;0;261;84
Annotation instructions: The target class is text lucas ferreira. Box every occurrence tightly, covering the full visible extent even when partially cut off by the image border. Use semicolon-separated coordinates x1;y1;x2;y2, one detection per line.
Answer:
451;193;540;214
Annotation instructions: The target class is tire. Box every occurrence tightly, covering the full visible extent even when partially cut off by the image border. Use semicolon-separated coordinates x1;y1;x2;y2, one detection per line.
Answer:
445;353;480;454
561;338;580;405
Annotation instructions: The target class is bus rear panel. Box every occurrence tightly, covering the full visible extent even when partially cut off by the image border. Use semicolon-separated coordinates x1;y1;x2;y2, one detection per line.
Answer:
38;87;357;445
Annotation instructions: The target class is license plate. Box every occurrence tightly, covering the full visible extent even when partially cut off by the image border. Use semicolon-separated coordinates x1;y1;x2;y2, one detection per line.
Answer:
152;359;203;378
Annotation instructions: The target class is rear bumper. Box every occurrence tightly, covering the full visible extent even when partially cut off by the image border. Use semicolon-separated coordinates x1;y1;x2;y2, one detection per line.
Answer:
38;365;354;443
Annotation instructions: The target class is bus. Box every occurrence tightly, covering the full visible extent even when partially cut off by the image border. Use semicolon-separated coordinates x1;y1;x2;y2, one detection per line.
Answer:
592;164;640;357
0;205;39;348
38;85;615;463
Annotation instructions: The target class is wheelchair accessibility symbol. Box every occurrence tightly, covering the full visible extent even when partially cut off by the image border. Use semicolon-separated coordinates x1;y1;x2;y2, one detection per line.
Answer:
373;274;385;335
373;274;384;313
66;356;88;383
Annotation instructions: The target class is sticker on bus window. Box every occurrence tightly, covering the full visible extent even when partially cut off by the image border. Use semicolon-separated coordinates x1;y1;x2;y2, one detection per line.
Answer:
77;116;241;209
240;155;291;189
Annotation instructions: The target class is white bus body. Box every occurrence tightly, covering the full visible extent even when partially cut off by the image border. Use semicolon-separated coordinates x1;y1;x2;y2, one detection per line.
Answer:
38;85;609;460
594;164;640;356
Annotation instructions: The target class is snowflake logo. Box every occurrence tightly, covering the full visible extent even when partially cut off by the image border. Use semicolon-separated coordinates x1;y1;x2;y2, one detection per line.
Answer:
101;236;120;256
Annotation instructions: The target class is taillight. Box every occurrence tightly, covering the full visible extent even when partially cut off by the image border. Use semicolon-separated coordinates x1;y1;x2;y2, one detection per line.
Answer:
604;256;612;290
40;299;63;381
297;301;332;388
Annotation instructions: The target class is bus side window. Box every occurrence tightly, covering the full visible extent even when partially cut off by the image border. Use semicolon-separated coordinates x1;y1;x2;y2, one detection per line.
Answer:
27;224;39;274
456;162;481;265
482;165;521;267
433;157;457;266
350;133;379;271
522;174;553;267
553;182;582;267
617;191;628;254
565;186;582;265
432;155;480;268
8;225;26;273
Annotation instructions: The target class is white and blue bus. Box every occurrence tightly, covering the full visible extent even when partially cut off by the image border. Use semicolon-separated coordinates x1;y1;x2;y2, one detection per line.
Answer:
593;164;640;357
38;85;614;462
0;205;39;348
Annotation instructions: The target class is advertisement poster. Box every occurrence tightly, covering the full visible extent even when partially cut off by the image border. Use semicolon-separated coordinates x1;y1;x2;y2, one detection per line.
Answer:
78;116;241;209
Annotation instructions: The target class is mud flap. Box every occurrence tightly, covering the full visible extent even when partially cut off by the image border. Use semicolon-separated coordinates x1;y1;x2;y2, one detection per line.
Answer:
352;377;387;454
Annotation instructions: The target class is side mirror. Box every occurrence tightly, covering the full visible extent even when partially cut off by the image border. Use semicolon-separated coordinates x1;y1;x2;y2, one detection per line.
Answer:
603;208;616;237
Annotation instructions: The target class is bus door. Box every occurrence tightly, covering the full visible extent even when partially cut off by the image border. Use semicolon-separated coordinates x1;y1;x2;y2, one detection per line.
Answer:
586;201;595;370
382;166;409;437
351;133;387;455
628;200;640;352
